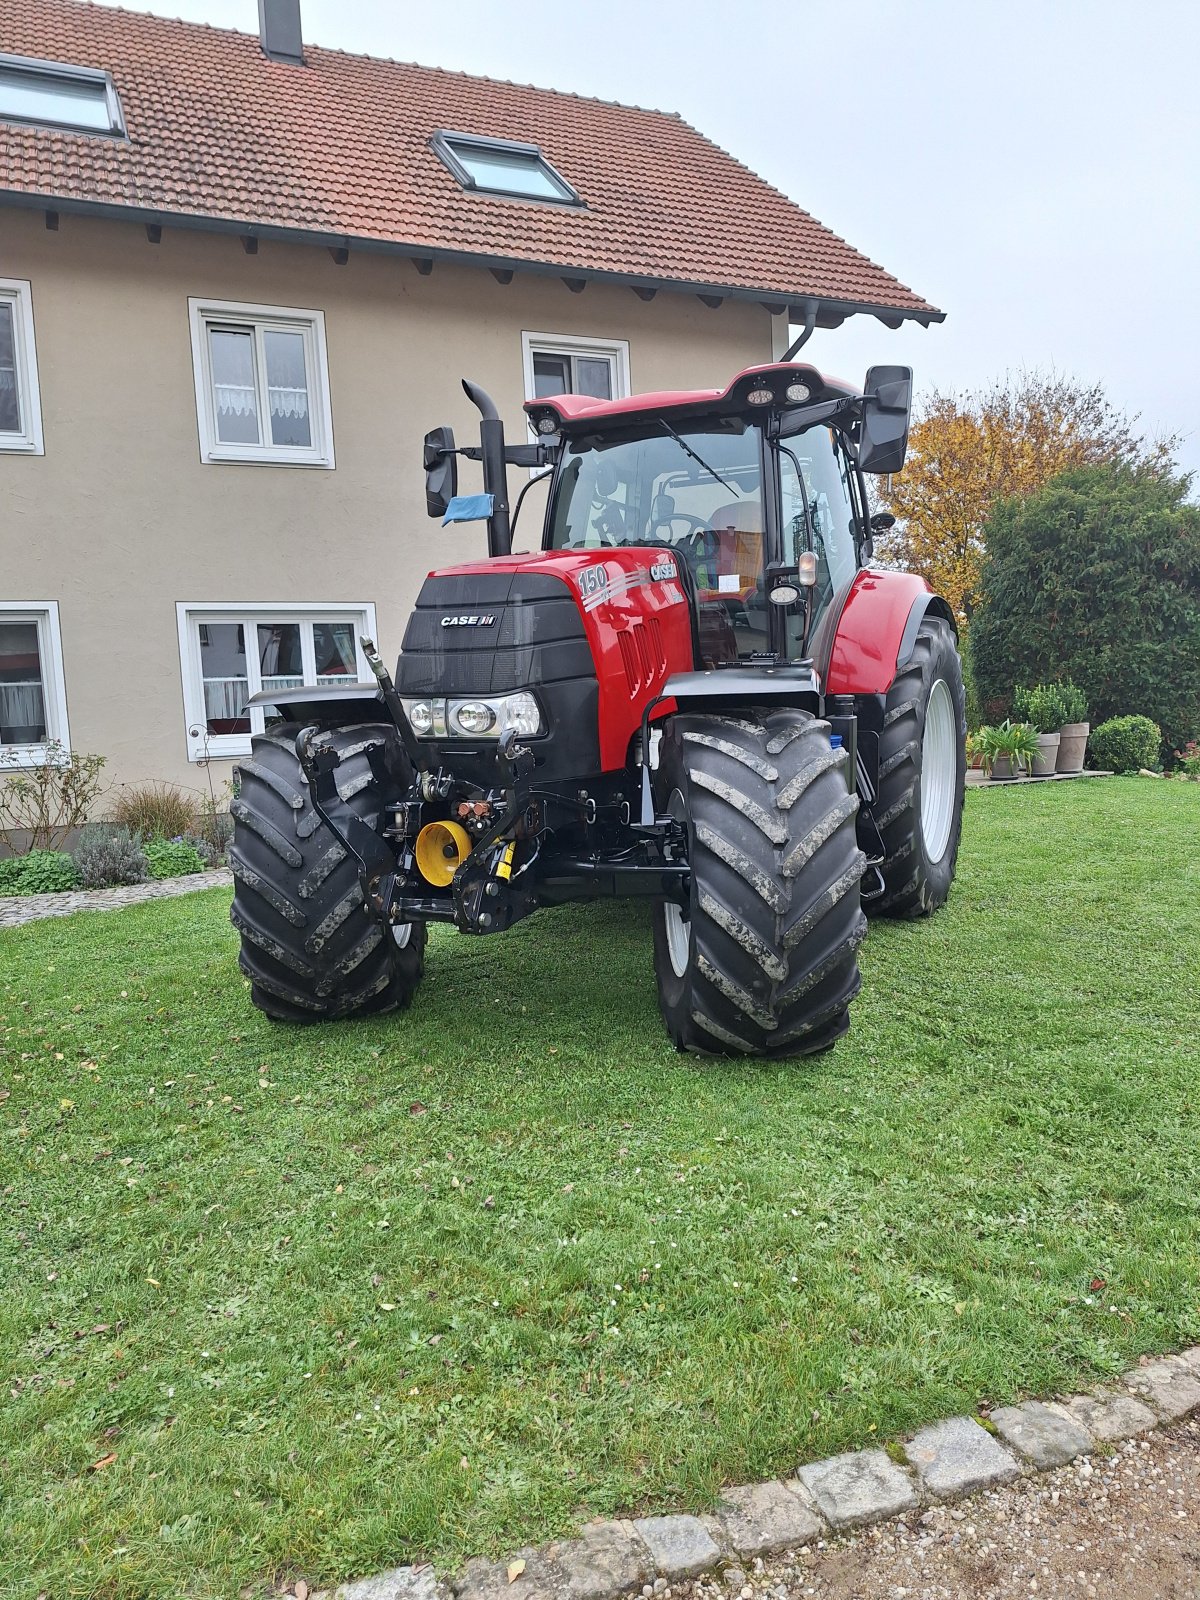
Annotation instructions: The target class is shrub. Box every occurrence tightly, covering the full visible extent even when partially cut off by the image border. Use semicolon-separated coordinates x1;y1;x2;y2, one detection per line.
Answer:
0;855;26;893
72;824;149;889
1089;715;1162;774
0;849;80;895
1013;683;1070;734
0;743;107;851
183;831;222;869
972;465;1200;751
1058;681;1088;725
1176;741;1200;777
112;783;198;841
142;836;206;879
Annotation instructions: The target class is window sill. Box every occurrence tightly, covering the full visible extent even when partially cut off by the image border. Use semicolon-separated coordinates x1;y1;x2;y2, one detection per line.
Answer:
0;435;44;455
200;447;334;469
0;743;58;769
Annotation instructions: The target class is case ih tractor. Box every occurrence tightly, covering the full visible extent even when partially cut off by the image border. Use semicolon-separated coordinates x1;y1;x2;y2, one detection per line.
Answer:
228;361;965;1056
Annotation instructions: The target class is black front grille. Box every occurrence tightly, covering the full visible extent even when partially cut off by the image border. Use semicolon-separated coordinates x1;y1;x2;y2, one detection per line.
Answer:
395;569;601;782
396;571;592;695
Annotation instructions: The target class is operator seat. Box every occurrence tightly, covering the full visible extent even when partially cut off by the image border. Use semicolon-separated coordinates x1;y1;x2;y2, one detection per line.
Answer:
702;501;764;612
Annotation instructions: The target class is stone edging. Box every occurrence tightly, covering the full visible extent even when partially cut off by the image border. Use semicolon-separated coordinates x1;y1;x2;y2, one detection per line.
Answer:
0;867;232;929
315;1347;1200;1600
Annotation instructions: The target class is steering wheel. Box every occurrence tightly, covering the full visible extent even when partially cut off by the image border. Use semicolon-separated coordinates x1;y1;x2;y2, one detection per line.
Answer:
685;526;720;563
657;512;709;539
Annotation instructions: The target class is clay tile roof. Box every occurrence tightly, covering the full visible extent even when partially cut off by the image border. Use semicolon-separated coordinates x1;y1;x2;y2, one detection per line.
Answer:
0;0;942;323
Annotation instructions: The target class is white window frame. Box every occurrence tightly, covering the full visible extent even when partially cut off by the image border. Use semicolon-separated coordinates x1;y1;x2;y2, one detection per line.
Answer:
521;330;631;412
0;601;70;768
177;602;378;762
0;278;44;455
188;298;335;468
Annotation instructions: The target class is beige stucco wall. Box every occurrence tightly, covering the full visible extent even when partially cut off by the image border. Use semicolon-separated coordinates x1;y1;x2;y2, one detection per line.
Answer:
0;206;774;802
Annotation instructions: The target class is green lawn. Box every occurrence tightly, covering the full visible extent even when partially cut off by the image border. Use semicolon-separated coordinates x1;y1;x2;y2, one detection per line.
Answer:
3;779;1199;1600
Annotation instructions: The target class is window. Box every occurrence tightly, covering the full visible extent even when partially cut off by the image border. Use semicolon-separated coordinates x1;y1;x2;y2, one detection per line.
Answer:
0;279;43;454
522;331;630;406
0;603;70;766
432;130;580;205
0;52;124;136
177;604;377;761
188;299;334;467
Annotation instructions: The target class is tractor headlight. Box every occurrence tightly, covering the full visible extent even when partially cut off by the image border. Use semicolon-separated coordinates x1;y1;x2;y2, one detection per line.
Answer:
451;700;497;736
407;700;435;734
495;692;543;738
401;693;544;739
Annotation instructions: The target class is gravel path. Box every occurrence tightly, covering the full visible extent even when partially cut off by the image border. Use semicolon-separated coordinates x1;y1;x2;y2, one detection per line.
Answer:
676;1420;1200;1600
0;867;231;928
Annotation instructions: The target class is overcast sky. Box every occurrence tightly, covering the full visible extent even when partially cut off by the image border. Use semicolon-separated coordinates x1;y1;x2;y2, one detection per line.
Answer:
99;0;1200;478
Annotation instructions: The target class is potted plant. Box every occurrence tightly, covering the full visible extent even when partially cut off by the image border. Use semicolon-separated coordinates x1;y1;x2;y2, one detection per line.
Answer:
978;719;1036;780
1014;683;1070;776
966;729;985;770
1055;682;1090;773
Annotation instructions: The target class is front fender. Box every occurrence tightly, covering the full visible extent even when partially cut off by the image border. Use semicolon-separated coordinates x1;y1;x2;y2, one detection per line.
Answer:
825;570;956;696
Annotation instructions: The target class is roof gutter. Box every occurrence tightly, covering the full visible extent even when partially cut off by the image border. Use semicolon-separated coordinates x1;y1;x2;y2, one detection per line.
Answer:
0;188;944;327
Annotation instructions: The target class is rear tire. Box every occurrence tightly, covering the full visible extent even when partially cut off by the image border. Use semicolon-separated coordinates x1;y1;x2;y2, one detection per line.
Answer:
651;710;867;1056
870;615;966;918
229;721;425;1022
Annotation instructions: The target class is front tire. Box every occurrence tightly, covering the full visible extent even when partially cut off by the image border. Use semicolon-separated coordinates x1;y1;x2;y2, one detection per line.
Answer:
652;710;867;1056
870;615;966;918
229;721;426;1022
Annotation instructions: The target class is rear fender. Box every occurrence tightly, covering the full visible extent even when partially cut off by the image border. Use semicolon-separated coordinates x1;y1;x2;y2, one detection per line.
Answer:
825;569;956;697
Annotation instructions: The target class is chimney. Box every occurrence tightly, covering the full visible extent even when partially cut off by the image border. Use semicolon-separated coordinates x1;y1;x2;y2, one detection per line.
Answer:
258;0;304;64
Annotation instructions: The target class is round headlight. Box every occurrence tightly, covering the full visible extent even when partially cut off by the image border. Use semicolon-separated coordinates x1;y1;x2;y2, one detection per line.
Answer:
746;386;774;406
453;701;497;736
769;583;801;606
408;702;434;734
536;415;559;436
785;382;811;403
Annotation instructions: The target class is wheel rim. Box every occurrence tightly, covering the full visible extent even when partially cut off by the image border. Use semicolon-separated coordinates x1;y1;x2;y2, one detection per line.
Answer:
663;900;691;978
663;784;692;977
391;923;413;949
920;678;956;864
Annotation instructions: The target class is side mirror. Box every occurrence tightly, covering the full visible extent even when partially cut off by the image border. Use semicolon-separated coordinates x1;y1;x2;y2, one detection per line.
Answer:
858;365;912;476
423;426;458;519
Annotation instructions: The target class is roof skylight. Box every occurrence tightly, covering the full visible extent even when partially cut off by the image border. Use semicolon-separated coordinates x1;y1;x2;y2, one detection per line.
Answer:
432;130;580;205
0;52;124;137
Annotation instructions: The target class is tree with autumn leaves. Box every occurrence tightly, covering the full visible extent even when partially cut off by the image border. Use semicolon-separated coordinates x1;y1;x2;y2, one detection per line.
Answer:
874;372;1177;623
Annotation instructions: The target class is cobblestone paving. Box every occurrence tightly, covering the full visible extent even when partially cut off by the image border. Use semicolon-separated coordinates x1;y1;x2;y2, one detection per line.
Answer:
0;867;231;929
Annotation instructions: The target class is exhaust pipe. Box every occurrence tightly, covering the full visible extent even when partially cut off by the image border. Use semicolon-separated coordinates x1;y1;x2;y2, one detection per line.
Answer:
462;380;512;558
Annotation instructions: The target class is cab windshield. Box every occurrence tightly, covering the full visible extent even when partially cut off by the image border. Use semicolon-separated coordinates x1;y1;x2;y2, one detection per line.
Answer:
546;416;862;664
548;418;769;660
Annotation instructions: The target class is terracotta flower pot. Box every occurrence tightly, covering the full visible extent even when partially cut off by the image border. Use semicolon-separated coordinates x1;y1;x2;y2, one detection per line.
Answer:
1056;722;1090;774
1032;731;1060;777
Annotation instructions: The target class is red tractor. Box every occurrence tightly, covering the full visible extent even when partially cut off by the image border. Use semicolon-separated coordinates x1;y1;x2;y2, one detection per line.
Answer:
229;361;965;1056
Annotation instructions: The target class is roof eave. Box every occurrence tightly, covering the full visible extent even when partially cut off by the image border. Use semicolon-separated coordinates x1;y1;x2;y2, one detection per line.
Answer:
1;188;945;327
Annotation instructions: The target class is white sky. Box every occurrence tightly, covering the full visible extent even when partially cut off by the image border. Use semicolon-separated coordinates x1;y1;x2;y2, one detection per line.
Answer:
96;0;1200;478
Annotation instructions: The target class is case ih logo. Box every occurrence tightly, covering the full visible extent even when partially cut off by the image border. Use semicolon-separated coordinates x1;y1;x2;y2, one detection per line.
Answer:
649;556;678;581
440;614;497;627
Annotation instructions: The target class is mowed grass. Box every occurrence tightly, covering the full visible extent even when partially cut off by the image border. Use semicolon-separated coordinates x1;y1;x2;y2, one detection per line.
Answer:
3;779;1199;1600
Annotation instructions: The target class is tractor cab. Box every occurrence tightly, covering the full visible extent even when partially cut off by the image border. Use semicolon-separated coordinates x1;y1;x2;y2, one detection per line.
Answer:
538;394;866;667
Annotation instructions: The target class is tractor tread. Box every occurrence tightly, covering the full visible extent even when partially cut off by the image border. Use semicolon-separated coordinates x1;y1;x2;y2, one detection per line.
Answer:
228;721;425;1022
653;710;866;1057
865;616;966;920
